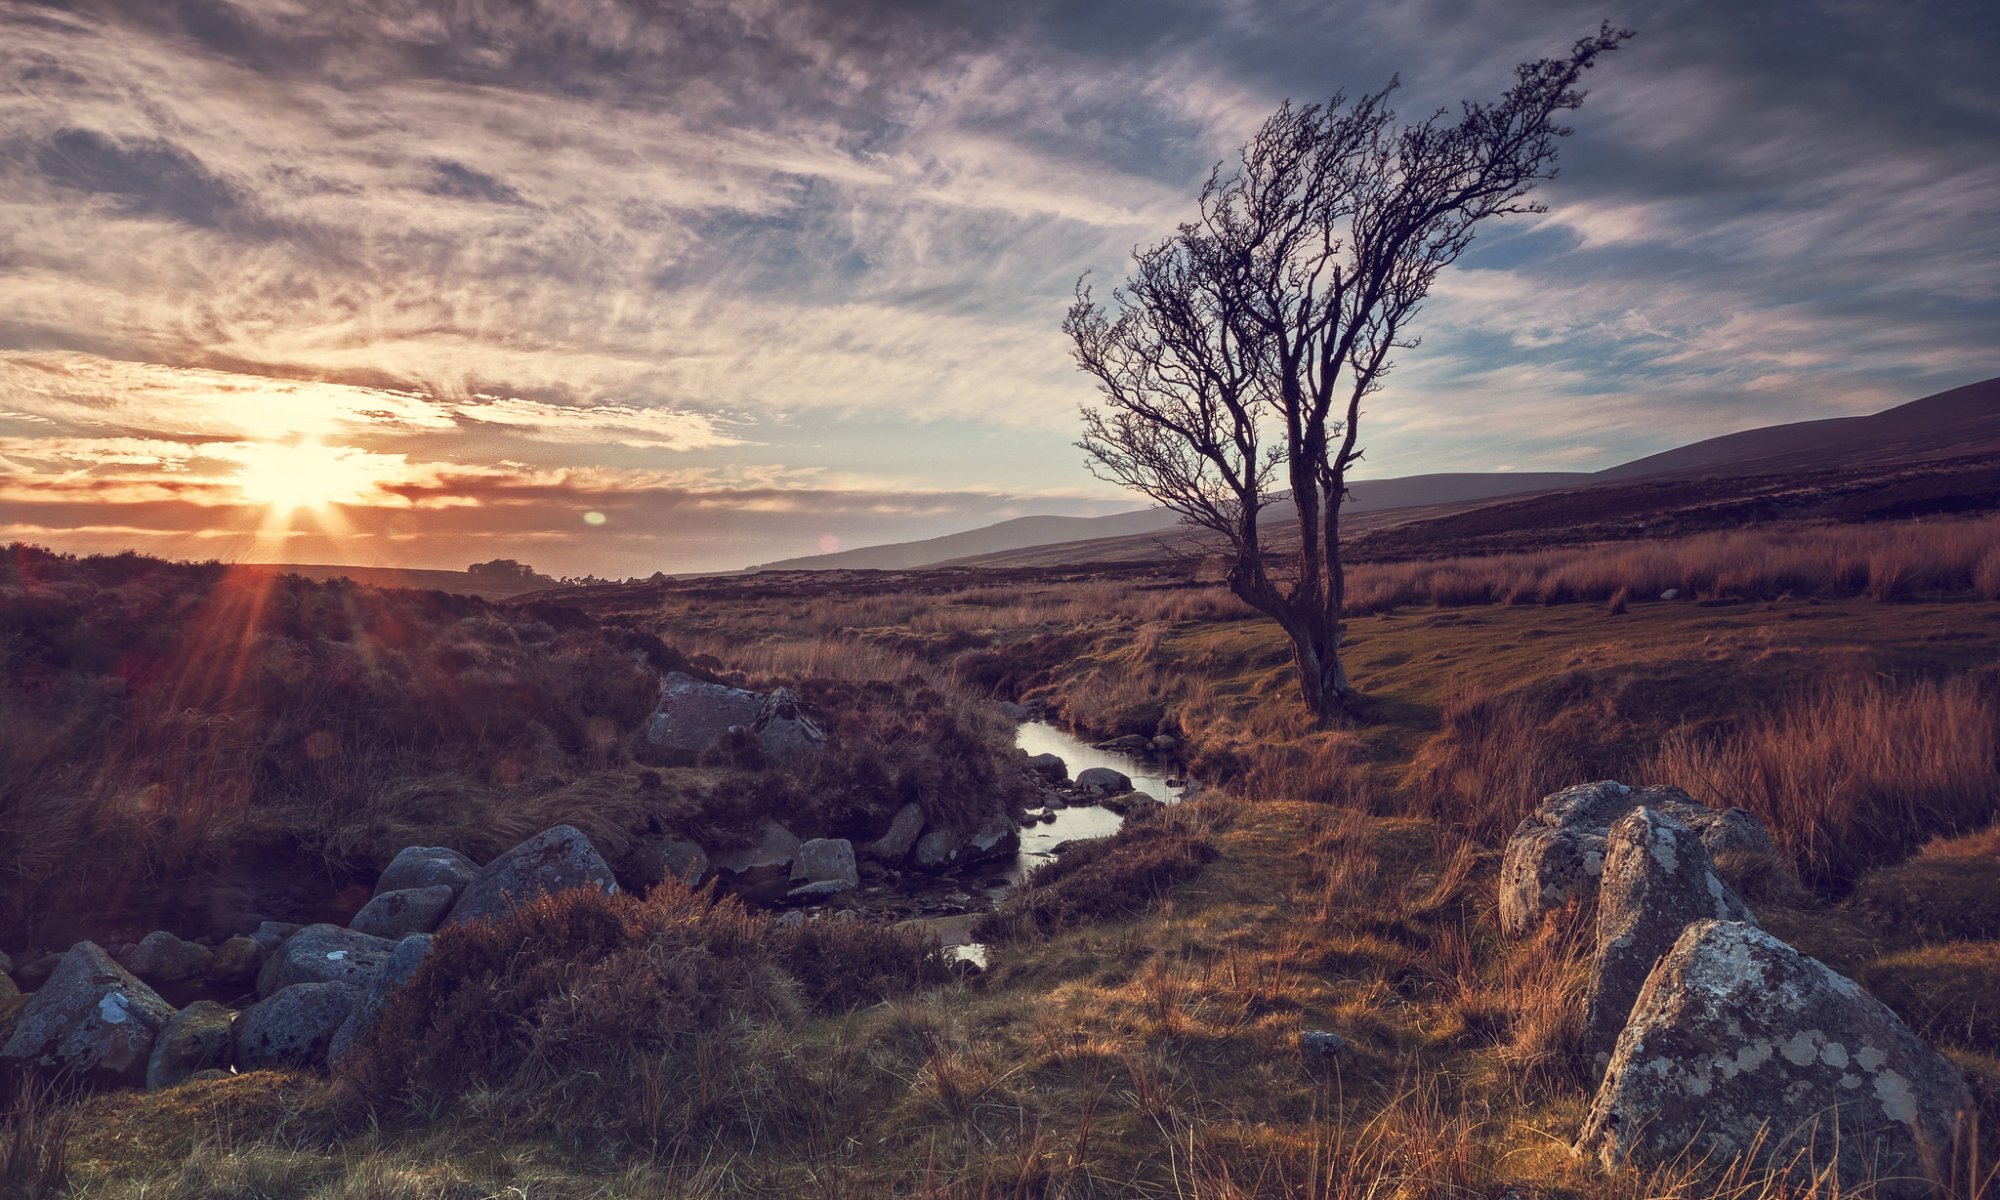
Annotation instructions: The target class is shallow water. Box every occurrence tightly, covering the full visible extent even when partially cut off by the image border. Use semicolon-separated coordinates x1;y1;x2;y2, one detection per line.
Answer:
1004;720;1187;884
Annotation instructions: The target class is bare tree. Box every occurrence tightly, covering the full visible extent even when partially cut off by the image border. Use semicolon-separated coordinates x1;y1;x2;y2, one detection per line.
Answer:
1068;25;1630;723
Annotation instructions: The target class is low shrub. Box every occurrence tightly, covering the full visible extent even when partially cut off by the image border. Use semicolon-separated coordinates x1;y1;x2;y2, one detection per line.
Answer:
1849;827;2000;944
1860;941;2000;1053
973;808;1219;943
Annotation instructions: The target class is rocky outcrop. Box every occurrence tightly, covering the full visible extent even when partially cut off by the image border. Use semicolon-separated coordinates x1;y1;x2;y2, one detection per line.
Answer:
373;846;479;897
0;942;177;1086
864;803;925;862
329;933;434;1067
235;981;362;1072
1581;808;1756;1071
146;1000;234;1090
645;672;764;755
752;687;826;761
1075;766;1132;796
1499;780;1776;937
350;885;454;940
445;825;618;928
256;925;398;998
1578;920;1972;1199
118;930;213;985
787;839;859;900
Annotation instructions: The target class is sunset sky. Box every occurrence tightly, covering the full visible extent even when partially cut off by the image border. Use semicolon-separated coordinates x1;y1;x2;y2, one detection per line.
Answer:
2;0;1995;576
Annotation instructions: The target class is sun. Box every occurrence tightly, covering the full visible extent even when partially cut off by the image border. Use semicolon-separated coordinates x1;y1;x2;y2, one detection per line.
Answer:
232;438;387;514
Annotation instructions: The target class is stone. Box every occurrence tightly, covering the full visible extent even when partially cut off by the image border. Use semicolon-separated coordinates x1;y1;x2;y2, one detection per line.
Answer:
329;933;434;1067
1076;766;1132;796
634;835;710;886
373;846;479;897
235;981;362;1072
349;885;455;940
207;936;264;987
445;824;618;928
1498;780;1777;938
914;811;1021;870
0;972;16;1006
773;910;806;931
711;821;801;880
14;952;61;990
1578;920;1973;1199
1581;808;1756;1072
864;803;925;862
1151;734;1178;753
146;1000;234;1090
1099;790;1161;817
255;925;398;998
1300;1029;1352;1060
120;930;214;985
753;687;827;761
1659;587;1680;601
787;838;859;899
995;700;1031;721
0;950;13;976
1024;753;1068;783
0;942;177;1086
1097;734;1152;753
250;921;303;953
645;671;763;755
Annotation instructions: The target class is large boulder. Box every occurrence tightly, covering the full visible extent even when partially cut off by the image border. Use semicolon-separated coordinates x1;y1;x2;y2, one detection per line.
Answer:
864;802;925;863
349;885;454;940
1499;780;1776;937
206;936;265;988
646;671;764;755
329;933;435;1067
788;839;859;900
373;846;479;897
146;1000;234;1090
0;942;177;1085
235;981;362;1072
1581;808;1756;1072
445;825;618;928
1076;767;1132;796
118;930;213;985
711;821;801;886
250;921;302;953
1024;753;1068;783
753;687;826;761
632;836;710;887
1578;920;1972;1199
913;812;1021;870
255;925;398;998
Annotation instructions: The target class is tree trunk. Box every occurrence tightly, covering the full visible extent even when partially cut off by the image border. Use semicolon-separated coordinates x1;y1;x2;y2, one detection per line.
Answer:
1285;609;1357;725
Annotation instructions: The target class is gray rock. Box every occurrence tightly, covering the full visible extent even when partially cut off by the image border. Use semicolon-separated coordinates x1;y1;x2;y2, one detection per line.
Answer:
711;821;801;880
0;942;177;1085
787;838;859;899
250;921;302;953
0;972;16;1006
1097;734;1152;753
864;803;925;862
773;910;806;931
373;846;479;897
1099;790;1161;817
1300;1029;1352;1060
1150;734;1179;753
255;925;398;998
634;836;710;887
117;930;214;985
0;950;12;976
235;981;362;1072
645;671;763;755
995;700;1031;721
350;885;454;940
13;952;61;990
1498;780;1777;938
206;936;264;987
1581;808;1756;1072
146;1000;234;1090
914;811;1021;870
445;824;618;929
1659;587;1680;601
1578;920;1973;1199
1024;753;1068;783
1076;766;1132;796
329;933;434;1067
752;687;827;761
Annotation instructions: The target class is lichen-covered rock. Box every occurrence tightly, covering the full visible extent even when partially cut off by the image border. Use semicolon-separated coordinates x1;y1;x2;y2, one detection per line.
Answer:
206;936;265;988
753;687;826;761
235;981;362;1072
1581;808;1756;1072
146;1000;233;1090
1577;920;1972;1199
646;671;763;755
329;933;434;1067
0;942;177;1085
633;836;710;887
373;846;479;897
1498;780;1777;937
255;925;397;998
788;838;859;899
1024;753;1068;783
444;825;617;928
864;803;924;862
1076;766;1132;796
349;885;454;940
119;930;213;985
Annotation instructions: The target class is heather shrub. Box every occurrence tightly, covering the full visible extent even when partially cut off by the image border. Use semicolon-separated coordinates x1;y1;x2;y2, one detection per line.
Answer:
973;807;1219;943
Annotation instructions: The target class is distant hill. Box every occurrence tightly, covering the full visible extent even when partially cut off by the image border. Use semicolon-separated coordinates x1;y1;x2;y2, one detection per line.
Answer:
749;471;1587;573
240;563;554;601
